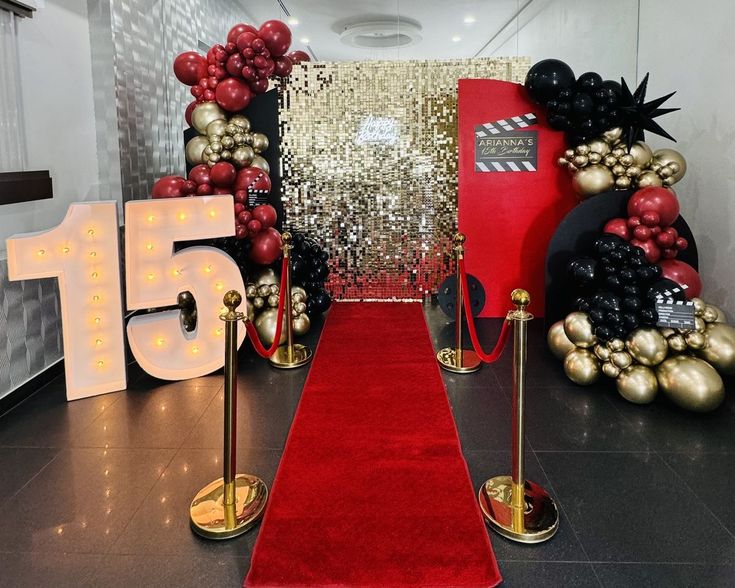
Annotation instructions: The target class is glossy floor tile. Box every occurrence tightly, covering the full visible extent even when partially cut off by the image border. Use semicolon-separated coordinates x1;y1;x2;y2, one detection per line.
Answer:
0;304;732;587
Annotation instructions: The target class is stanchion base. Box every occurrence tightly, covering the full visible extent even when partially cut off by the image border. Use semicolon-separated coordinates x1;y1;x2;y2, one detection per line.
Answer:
269;343;313;369
478;475;559;543
436;347;481;373
190;474;268;540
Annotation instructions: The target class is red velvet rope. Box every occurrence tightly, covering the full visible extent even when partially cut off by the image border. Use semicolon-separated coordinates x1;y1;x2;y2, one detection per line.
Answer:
458;258;512;363
244;255;289;358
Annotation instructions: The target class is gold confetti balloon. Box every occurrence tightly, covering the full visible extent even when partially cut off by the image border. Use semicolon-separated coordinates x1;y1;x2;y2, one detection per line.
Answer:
563;348;601;386
626;328;668;366
698;322;735;375
192;102;226;134
563;312;596;348
656;355;725;412
547;320;576;360
616;365;658;404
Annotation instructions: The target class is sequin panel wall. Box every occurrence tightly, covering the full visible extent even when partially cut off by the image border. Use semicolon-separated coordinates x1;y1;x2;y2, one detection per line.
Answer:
279;58;529;300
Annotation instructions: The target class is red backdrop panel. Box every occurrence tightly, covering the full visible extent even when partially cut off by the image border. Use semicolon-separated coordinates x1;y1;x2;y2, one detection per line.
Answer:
458;79;577;317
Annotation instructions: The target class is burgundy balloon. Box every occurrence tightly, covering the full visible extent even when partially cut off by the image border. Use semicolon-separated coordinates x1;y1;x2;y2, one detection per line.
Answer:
226;53;247;77
225;42;238;55
237;210;252;225
215;77;253;112
210;162;237;187
630;238;661;263
234;190;247;204
249;227;283;265
173;52;208;86
234;202;246;216
182;180;197;195
249;78;268;94
236;31;258;52
235;225;248;240
603;218;629;240
287;50;310;64
152;176;187;199
251;37;266;53
252;204;277;228
273;56;293;77
253;55;268;69
247;218;262;236
258;20;292;57
213;187;232;195
203;89;215;101
188;164;210;185
627;186;680;227
227;23;258;45
241;65;256;81
196;183;212;196
184;100;197;126
660;259;702;298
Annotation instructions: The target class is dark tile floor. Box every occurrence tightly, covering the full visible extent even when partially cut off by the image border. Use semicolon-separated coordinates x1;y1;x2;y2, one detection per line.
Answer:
0;303;734;587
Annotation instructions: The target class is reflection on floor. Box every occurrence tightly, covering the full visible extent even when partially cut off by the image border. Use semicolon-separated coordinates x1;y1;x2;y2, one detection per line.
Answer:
0;303;734;587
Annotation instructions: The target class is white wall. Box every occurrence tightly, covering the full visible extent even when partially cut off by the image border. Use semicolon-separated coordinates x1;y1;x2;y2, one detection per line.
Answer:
638;0;735;310
0;0;100;255
482;0;639;82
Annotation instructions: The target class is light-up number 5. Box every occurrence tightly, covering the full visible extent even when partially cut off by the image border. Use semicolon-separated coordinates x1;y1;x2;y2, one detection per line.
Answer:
125;196;246;380
6;202;127;400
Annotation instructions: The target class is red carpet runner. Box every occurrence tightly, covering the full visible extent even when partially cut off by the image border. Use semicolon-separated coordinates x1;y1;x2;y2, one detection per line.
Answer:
246;302;501;587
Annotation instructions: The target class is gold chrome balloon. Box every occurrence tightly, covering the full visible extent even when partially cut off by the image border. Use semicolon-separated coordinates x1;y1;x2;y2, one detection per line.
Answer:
608;338;625;352
636;170;663;188
594;344;611;362
587;139;610;157
251;155;270;173
685;331;706;350
254;267;278;286
572;164;615;197
254;308;287;346
206;118;227;139
667;333;687;353
267;294;279;308
563;312;596;348
653;148;687;183
229;114;251;132
251;133;269;153
602;361;621;379
602;127;623;144
257;284;272;297
611;351;633;369
245;284;257;299
691;297;705;316
293;313;311;336
547;321;576;359
185;135;210;165
702;306;719;323
232;146;255;168
626;328;668;366
291;286;307;300
629;141;653;168
564;348;601;386
698;322;735;374
616;365;658;404
656;356;725;412
192;102;226;134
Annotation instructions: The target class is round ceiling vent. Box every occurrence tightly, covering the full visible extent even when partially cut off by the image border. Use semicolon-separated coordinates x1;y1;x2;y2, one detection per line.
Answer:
340;19;422;49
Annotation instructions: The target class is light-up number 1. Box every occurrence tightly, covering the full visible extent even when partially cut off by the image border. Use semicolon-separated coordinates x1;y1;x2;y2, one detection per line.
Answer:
6;202;127;400
6;195;247;400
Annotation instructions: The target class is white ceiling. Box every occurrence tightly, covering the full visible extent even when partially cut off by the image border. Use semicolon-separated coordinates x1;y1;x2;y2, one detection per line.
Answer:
239;0;528;61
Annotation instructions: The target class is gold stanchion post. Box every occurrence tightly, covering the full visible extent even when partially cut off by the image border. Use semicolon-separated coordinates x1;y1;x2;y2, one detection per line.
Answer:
269;231;313;368
437;232;481;373
477;289;559;543
189;290;268;540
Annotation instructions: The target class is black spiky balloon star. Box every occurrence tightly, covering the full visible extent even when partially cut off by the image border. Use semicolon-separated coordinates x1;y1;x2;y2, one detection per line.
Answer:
619;73;680;147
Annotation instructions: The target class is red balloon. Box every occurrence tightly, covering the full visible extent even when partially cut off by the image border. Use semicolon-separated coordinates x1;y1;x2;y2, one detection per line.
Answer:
660;259;702;298
213;187;232;195
234;203;246;216
675;237;688;250
258;20;292;57
640;210;660;227
603;218;630;240
225;42;238;55
227;23;258;45
210;162;237;187
252;204;277;228
184;100;197;126
273;56;293;77
627;186;680;226
247;218;262;236
249;227;283;265
235;225;248;240
235;167;271;194
188;164;210;185
215;77;253;112
196;183;212;196
234;190;248;204
287;50;310;64
152;176;187;198
237;210;252;225
630;238;661;263
173;52;207;85
656;231;676;248
662;248;678;259
182;180;197;195
627;215;641;228
226;53;246;77
249;78;269;94
241;65;256;81
251;38;266;53
253;55;268;69
237;32;259;52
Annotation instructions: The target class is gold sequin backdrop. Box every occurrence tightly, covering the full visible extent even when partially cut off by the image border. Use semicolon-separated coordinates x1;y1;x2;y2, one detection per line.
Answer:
278;58;530;300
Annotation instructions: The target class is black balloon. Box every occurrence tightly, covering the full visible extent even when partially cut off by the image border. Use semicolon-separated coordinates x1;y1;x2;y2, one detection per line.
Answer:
567;258;597;286
524;59;576;105
577;72;603;92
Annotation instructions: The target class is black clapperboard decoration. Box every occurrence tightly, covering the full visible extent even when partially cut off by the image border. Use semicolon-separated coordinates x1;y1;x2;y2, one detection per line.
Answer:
474;113;538;172
655;285;696;329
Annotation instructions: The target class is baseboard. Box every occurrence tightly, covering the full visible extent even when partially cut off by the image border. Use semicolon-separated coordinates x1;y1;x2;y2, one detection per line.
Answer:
0;360;65;418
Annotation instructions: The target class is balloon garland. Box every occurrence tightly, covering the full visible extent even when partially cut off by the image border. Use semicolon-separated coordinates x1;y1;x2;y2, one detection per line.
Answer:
288;231;332;315
527;58;732;412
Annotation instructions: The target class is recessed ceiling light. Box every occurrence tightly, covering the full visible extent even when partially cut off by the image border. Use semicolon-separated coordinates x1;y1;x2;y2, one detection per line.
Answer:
451;35;461;42
463;15;476;24
287;16;299;26
300;37;310;44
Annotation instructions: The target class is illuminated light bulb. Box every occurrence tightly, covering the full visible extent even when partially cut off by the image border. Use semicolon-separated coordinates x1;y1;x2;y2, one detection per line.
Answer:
89;251;97;257
87;229;95;236
37;249;46;256
94;317;101;325
146;243;154;251
156;338;165;347
215;282;224;291
147;215;155;222
56;527;63;535
191;345;200;354
95;339;103;346
62;246;70;254
147;273;155;281
208;209;216;218
178;212;187;221
97;360;105;368
172;268;182;277
92;295;100;302
215;328;223;336
204;265;213;273
91;272;99;279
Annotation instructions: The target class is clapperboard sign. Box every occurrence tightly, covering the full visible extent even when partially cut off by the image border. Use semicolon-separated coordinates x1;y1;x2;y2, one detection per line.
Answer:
474;113;538;172
655;285;696;329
